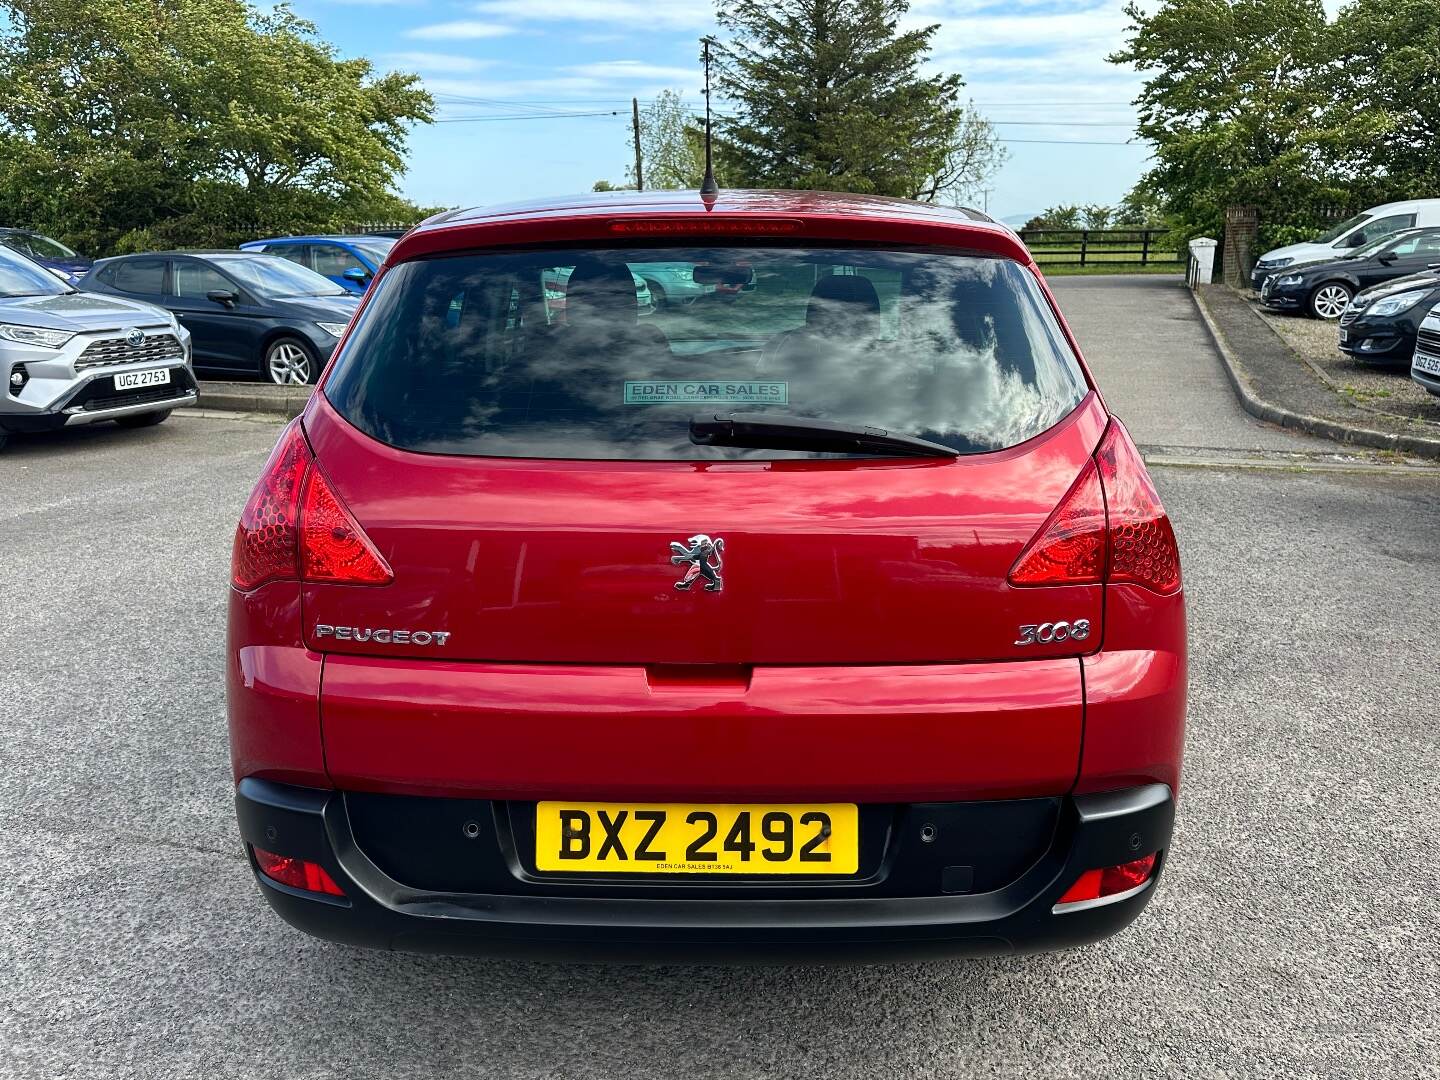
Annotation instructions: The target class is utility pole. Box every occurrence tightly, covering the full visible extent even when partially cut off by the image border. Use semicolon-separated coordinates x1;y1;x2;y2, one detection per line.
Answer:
631;97;644;191
981;188;993;214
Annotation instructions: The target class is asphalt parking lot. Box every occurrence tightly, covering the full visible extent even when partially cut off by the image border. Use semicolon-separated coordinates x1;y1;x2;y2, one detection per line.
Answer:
3;277;1438;1079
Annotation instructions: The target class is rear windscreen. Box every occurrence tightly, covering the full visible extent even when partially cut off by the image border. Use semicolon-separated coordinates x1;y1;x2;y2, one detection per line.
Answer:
324;246;1089;460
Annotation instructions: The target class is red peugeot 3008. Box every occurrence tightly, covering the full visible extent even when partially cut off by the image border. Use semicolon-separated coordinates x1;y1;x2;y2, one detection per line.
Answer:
228;191;1185;961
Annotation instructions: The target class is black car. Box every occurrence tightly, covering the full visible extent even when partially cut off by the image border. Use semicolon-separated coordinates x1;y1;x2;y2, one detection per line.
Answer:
77;251;359;384
1338;267;1440;367
1258;227;1440;320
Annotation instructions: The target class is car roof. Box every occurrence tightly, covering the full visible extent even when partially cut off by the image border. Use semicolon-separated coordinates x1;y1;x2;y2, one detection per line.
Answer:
99;250;278;259
1372;226;1440;240
243;235;395;245
424;189;996;228
396;189;1023;264
1367;199;1440;214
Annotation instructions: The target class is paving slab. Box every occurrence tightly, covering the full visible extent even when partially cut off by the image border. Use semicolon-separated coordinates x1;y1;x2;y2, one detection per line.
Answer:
1049;274;1332;452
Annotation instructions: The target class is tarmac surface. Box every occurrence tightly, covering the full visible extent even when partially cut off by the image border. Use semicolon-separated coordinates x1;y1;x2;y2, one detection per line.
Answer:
2;276;1437;1078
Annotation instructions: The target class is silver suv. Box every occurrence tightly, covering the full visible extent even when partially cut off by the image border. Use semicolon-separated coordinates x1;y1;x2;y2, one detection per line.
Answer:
0;242;195;451
1413;303;1440;397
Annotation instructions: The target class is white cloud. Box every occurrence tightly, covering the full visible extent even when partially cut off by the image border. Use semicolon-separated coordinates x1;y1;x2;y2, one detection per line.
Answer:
405;20;517;40
384;52;496;74
470;0;714;31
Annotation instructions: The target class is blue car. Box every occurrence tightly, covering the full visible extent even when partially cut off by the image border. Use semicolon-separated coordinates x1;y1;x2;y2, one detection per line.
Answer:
0;228;93;284
239;235;397;294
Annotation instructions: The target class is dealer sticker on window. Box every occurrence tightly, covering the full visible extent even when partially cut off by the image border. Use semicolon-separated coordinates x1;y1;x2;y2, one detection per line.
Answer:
624;380;789;405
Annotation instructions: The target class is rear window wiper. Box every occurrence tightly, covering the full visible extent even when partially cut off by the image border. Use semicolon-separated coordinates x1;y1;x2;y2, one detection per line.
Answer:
690;413;961;459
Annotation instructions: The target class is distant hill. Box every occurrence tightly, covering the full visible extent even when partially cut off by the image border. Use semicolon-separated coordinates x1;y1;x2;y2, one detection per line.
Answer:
1000;212;1038;227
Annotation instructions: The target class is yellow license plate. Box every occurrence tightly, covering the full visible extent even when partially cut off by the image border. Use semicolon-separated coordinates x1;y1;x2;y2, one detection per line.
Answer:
535;802;860;875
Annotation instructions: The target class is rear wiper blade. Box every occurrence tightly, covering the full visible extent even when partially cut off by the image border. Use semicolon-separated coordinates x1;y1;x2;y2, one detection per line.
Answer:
690;413;960;458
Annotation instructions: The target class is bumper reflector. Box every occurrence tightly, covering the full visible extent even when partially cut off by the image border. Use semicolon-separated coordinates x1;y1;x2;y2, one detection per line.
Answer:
1055;853;1157;909
252;846;344;896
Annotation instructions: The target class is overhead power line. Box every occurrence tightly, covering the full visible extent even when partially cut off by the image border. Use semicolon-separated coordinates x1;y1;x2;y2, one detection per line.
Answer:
434;110;624;123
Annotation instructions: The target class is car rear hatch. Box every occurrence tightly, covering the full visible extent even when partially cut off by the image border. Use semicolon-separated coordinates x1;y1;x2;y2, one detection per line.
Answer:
302;392;1106;667
300;235;1107;799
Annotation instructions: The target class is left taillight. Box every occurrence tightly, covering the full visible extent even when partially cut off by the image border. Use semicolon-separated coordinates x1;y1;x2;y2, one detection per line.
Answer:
231;419;392;590
231;421;310;590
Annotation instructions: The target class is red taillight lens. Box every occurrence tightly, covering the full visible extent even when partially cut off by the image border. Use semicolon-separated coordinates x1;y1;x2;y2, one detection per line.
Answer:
1008;420;1181;594
252;847;344;896
230;419;392;590
1095;422;1181;594
299;467;393;585
1007;459;1107;586
231;421;310;590
1056;853;1157;906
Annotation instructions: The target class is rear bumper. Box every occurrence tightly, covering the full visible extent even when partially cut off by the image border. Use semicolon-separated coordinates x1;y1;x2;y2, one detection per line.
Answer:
236;777;1174;962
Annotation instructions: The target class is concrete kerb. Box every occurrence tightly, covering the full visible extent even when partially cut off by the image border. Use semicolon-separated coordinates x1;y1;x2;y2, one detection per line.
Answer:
1191;289;1440;460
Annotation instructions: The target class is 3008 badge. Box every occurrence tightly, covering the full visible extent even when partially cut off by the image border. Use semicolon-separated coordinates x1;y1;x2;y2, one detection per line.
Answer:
1014;619;1091;646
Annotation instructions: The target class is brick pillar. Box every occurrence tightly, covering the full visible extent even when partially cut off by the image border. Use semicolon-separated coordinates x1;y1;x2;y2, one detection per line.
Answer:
1222;206;1259;287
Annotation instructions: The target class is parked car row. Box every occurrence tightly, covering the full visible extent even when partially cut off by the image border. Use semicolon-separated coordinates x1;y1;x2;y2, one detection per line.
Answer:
1251;198;1440;297
1257;225;1440;319
80;250;360;384
1250;207;1440;398
0;230;399;450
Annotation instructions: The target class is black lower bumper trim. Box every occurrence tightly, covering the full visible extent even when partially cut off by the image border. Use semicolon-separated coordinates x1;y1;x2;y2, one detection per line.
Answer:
235;779;1175;962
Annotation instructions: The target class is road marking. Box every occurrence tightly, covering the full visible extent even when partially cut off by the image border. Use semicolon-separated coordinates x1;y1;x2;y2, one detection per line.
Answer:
1140;444;1440;474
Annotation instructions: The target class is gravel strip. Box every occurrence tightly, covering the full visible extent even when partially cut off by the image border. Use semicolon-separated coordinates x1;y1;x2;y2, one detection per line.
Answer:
1253;306;1440;421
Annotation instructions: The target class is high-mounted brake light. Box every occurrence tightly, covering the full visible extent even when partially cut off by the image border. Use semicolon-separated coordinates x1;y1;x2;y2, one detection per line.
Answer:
1054;852;1157;910
252;847;345;896
1008;420;1181;594
230;419;393;590
608;217;803;236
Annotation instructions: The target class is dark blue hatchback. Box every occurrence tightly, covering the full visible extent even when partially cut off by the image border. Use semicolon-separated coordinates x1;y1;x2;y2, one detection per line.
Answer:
239;235;396;294
78;251;359;384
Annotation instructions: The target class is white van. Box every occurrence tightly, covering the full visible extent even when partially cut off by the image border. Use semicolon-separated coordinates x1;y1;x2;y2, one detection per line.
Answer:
1252;199;1440;289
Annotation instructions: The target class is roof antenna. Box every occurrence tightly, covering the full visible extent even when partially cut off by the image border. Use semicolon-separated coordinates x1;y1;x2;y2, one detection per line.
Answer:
699;36;719;196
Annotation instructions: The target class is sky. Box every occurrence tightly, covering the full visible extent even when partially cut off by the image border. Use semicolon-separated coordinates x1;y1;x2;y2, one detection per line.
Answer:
291;0;1162;224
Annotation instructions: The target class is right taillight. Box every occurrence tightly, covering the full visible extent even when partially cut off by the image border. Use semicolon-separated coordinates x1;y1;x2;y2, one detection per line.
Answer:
230;419;392;590
1009;420;1181;595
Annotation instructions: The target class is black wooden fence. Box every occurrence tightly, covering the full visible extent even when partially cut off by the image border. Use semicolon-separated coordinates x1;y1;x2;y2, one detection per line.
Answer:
1017;228;1179;267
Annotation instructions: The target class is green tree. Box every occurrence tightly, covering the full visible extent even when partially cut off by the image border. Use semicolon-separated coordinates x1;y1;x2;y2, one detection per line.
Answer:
712;0;1003;202
1023;205;1082;230
1112;183;1167;228
0;0;433;253
1108;0;1357;239
1328;0;1440;197
627;90;706;190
